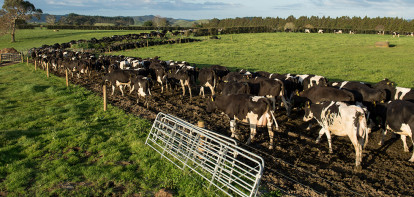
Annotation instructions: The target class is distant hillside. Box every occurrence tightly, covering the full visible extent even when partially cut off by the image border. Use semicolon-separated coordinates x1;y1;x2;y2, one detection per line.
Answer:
30;14;203;27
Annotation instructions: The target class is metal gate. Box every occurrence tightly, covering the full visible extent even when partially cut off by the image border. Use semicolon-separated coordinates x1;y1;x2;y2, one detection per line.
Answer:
0;53;22;62
146;113;264;197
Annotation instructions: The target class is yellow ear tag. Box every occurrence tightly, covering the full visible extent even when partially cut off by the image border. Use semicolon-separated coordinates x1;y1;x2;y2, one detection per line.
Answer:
211;97;214;101
373;101;376;106
387;82;390;85
391;82;394;86
380;100;384;103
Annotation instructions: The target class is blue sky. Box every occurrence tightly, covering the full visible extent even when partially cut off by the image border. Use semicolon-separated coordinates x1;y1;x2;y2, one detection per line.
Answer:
1;0;413;20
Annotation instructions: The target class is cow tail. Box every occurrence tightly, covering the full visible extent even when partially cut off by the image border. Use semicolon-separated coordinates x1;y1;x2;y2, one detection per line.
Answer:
356;111;369;148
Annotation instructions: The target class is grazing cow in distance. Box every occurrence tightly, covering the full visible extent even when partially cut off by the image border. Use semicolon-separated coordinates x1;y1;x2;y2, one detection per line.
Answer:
378;100;414;162
305;29;310;33
206;94;276;149
303;101;369;169
318;29;324;34
198;67;216;98
393;32;400;37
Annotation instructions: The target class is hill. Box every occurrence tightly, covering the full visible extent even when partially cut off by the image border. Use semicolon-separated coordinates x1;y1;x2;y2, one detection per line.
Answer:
30;14;203;27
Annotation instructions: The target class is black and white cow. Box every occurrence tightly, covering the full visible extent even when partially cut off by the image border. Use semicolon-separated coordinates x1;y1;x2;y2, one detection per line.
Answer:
303;101;369;169
296;74;328;90
198;67;216;98
378;100;414;162
258;79;290;115
373;79;414;102
102;70;131;96
206;94;277;149
149;62;168;93
331;81;386;103
294;86;355;105
129;75;152;108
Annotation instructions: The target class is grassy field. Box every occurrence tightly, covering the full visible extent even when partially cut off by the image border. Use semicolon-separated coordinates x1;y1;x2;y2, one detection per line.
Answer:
113;33;414;88
1;29;414;196
0;63;217;196
0;29;150;51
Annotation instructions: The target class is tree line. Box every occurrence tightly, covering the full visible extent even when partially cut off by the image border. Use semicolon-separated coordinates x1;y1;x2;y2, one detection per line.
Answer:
201;16;414;33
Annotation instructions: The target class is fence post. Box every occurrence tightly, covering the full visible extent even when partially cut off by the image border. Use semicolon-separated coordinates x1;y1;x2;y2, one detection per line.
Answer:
46;63;49;78
27;57;29;66
65;69;69;87
147;40;149;47
21;54;23;63
103;85;107;111
0;54;2;62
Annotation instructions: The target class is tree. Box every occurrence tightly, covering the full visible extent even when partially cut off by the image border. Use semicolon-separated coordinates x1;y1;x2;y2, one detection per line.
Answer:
284;22;296;32
1;0;42;42
152;15;168;28
46;14;56;25
143;20;153;27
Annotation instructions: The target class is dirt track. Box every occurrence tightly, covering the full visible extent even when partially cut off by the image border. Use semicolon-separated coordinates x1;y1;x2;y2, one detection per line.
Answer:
52;68;414;196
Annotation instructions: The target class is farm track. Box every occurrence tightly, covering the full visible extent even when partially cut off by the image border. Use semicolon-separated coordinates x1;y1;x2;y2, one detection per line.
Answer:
49;68;414;197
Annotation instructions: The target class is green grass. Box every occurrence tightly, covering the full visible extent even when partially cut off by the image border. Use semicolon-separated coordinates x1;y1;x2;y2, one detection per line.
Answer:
0;63;215;196
0;29;151;51
113;33;414;88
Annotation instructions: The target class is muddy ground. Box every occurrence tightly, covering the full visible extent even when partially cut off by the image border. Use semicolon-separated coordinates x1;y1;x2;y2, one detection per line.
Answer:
50;68;413;197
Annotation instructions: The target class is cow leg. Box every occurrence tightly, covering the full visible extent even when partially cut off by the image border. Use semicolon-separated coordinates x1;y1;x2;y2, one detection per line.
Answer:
270;111;279;131
246;123;257;145
267;114;274;149
208;84;215;96
111;85;115;95
316;128;333;153
230;120;236;138
401;135;409;152
187;82;192;100
378;128;388;146
129;85;135;94
199;86;205;98
119;85;125;96
180;80;185;96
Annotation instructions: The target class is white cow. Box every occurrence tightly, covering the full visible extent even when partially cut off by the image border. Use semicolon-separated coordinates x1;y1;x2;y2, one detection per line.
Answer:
305;29;310;33
318;29;324;34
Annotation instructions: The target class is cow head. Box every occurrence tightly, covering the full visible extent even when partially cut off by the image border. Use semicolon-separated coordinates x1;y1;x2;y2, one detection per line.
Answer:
303;101;314;122
206;96;217;113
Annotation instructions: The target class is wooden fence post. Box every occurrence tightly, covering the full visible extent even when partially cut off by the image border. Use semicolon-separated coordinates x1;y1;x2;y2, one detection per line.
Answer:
147;40;149;47
21;54;23;63
34;60;37;70
103;85;107;111
27;57;29;66
46;63;49;78
65;69;69;87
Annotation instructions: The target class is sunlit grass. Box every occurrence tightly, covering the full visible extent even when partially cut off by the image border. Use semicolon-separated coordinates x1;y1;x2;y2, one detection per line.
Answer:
0;63;215;196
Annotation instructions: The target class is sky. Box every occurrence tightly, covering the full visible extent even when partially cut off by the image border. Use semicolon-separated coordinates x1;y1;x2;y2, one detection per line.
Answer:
1;0;413;20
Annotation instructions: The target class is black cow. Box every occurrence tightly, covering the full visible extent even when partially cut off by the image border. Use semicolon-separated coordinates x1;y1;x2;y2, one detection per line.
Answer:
378;100;414;162
206;94;276;149
218;81;250;95
258;79;290;115
331;81;386;103
296;74;328;90
373;79;414;102
293;86;355;105
303;101;369;169
198;67;216;98
102;70;131;96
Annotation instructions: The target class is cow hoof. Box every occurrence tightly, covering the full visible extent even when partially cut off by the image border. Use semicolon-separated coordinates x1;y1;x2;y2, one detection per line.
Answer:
377;142;382;146
268;145;274;150
328;150;333;154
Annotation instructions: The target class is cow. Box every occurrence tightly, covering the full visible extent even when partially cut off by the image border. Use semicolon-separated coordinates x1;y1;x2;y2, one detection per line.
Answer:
211;65;230;85
258;79;290;115
198;67;216;98
373;79;414;102
331;81;386;103
218;81;250;95
334;30;343;34
393;32;400;38
303;101;369;169
378;100;414;162
296;74;328;91
318;29;324;34
206;94;277;149
102;70;131;96
167;67;193;99
293;86;355;105
149;62;168;93
129;75;152;108
305;29;310;33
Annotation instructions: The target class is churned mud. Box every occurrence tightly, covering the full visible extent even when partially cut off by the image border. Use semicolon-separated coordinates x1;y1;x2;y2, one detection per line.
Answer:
52;68;414;196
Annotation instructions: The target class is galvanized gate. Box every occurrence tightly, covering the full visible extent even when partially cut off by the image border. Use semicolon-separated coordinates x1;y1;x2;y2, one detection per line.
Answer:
145;113;264;197
0;53;22;62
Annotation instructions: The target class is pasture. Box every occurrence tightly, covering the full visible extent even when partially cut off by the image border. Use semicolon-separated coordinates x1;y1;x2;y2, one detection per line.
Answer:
114;32;414;88
1;29;414;196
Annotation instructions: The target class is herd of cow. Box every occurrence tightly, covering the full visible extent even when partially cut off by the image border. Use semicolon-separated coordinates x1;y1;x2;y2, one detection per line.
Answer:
30;46;414;170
